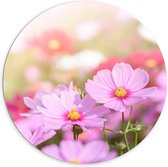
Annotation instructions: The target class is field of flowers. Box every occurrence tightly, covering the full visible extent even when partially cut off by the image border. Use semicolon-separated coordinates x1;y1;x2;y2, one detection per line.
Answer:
3;1;166;164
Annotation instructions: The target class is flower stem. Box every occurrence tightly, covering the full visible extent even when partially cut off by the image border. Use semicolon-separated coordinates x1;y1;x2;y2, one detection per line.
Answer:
72;124;83;140
122;112;125;131
122;112;130;151
126;106;133;131
123;132;130;151
73;132;78;140
134;132;138;146
73;132;76;140
104;128;120;134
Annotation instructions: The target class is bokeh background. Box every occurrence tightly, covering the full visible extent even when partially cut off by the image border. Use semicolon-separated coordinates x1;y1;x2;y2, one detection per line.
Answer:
3;1;166;161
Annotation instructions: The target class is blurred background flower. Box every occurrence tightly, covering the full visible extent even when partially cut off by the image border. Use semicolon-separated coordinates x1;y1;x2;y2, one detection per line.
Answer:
27;29;75;57
42;140;117;163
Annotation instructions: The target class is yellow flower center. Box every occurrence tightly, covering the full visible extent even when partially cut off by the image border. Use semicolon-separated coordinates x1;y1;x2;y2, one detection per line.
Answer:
114;87;127;98
145;59;157;68
67;108;81;121
69;159;81;164
48;39;60;50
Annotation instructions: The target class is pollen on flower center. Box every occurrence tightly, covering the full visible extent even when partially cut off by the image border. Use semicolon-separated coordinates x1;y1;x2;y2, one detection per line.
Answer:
67;108;81;121
145;59;157;68
114;87;127;98
69;159;81;163
48;39;60;50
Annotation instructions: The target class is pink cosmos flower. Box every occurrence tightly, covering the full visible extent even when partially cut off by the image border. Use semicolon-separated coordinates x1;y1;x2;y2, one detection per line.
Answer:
42;140;117;164
6;92;34;120
125;50;164;69
15;115;56;146
36;88;109;131
86;62;157;112
28;29;74;56
94;50;164;73
93;56;122;73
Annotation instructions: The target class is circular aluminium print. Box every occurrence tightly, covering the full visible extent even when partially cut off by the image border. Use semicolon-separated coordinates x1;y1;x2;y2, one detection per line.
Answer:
3;1;166;164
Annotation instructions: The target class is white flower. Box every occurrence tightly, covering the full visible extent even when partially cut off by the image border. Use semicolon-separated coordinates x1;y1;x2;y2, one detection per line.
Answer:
55;50;105;71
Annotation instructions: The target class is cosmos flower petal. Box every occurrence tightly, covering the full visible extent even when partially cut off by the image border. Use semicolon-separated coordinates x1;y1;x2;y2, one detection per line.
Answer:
42;144;62;160
60;90;81;111
79;141;109;163
19;128;32;141
104;98;126;112
84;105;110;117
42;94;65;114
29;126;56;145
112;62;133;87
60;140;83;161
93;69;116;90
131;87;157;98
105;151;117;160
53;85;68;96
82;118;105;128
37;127;56;144
79;95;96;112
85;80;112;103
37;106;61;118
123;87;157;106
122;97;142;106
34;92;46;106
24;97;36;109
43;117;65;130
126;68;149;91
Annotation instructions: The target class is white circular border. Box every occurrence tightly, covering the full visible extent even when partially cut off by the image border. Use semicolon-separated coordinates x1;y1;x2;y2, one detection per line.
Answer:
0;0;168;167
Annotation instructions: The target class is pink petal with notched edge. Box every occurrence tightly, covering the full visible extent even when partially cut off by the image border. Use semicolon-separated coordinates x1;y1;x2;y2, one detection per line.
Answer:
42;144;62;160
85;80;112;103
85;69;116;104
60;140;84;161
123;87;157;106
126;68;149;91
93;69;116;90
104;98;126;112
131;87;157;98
112;62;133;87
